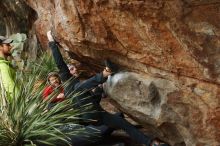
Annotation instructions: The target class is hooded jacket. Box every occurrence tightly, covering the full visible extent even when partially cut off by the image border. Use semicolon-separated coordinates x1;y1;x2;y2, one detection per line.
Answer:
0;58;19;101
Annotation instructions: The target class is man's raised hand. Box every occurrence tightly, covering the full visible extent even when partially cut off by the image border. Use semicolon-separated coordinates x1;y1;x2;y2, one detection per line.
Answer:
47;30;55;42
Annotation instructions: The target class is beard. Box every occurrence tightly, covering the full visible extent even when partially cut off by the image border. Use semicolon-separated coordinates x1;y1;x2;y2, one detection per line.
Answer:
4;51;11;57
5;53;11;57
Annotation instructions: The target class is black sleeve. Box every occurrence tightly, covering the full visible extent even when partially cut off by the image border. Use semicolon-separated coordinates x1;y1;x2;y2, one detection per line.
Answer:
48;42;72;82
75;73;106;91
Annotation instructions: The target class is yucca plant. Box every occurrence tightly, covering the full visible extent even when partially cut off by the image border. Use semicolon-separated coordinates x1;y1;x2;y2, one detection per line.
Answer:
0;58;98;146
26;53;58;81
25;52;59;90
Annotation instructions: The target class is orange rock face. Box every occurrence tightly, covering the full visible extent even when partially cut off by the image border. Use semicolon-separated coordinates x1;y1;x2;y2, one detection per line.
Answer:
25;0;220;145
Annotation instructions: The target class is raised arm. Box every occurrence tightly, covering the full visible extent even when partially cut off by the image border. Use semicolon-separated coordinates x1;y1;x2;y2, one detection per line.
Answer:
47;31;72;82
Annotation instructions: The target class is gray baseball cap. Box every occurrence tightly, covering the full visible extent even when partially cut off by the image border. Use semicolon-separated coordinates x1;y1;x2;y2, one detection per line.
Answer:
0;36;13;44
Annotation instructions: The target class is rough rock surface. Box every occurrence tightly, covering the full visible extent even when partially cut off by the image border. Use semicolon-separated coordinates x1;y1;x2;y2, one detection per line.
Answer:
23;0;220;145
0;0;38;60
105;72;220;145
0;0;35;35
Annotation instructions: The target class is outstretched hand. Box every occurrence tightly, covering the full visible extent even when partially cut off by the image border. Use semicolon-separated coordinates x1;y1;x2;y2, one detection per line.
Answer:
47;30;55;42
57;93;65;99
103;67;112;78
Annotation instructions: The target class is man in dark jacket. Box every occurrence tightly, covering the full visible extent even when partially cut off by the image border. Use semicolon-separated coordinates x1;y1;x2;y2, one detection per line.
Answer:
41;72;116;146
46;31;168;146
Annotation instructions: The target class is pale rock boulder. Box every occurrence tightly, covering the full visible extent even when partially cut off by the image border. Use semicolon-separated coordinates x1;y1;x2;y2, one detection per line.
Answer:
23;0;220;145
105;72;220;146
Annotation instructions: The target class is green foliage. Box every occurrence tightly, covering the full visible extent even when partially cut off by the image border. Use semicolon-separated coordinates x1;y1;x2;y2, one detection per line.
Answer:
0;68;92;146
26;53;58;81
10;33;27;43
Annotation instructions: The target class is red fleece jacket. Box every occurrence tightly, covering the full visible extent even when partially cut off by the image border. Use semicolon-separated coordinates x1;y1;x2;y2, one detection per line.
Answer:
42;86;65;103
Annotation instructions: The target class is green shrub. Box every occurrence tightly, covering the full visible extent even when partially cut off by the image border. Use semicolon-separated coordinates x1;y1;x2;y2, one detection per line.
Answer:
0;67;92;146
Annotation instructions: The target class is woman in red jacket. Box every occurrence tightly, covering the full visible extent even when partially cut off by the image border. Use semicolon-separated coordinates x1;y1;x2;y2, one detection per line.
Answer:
43;72;65;104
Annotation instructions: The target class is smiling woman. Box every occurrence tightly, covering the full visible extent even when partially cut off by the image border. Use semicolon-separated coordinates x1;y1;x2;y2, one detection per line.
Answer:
0;52;115;146
0;68;90;146
43;71;65;104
